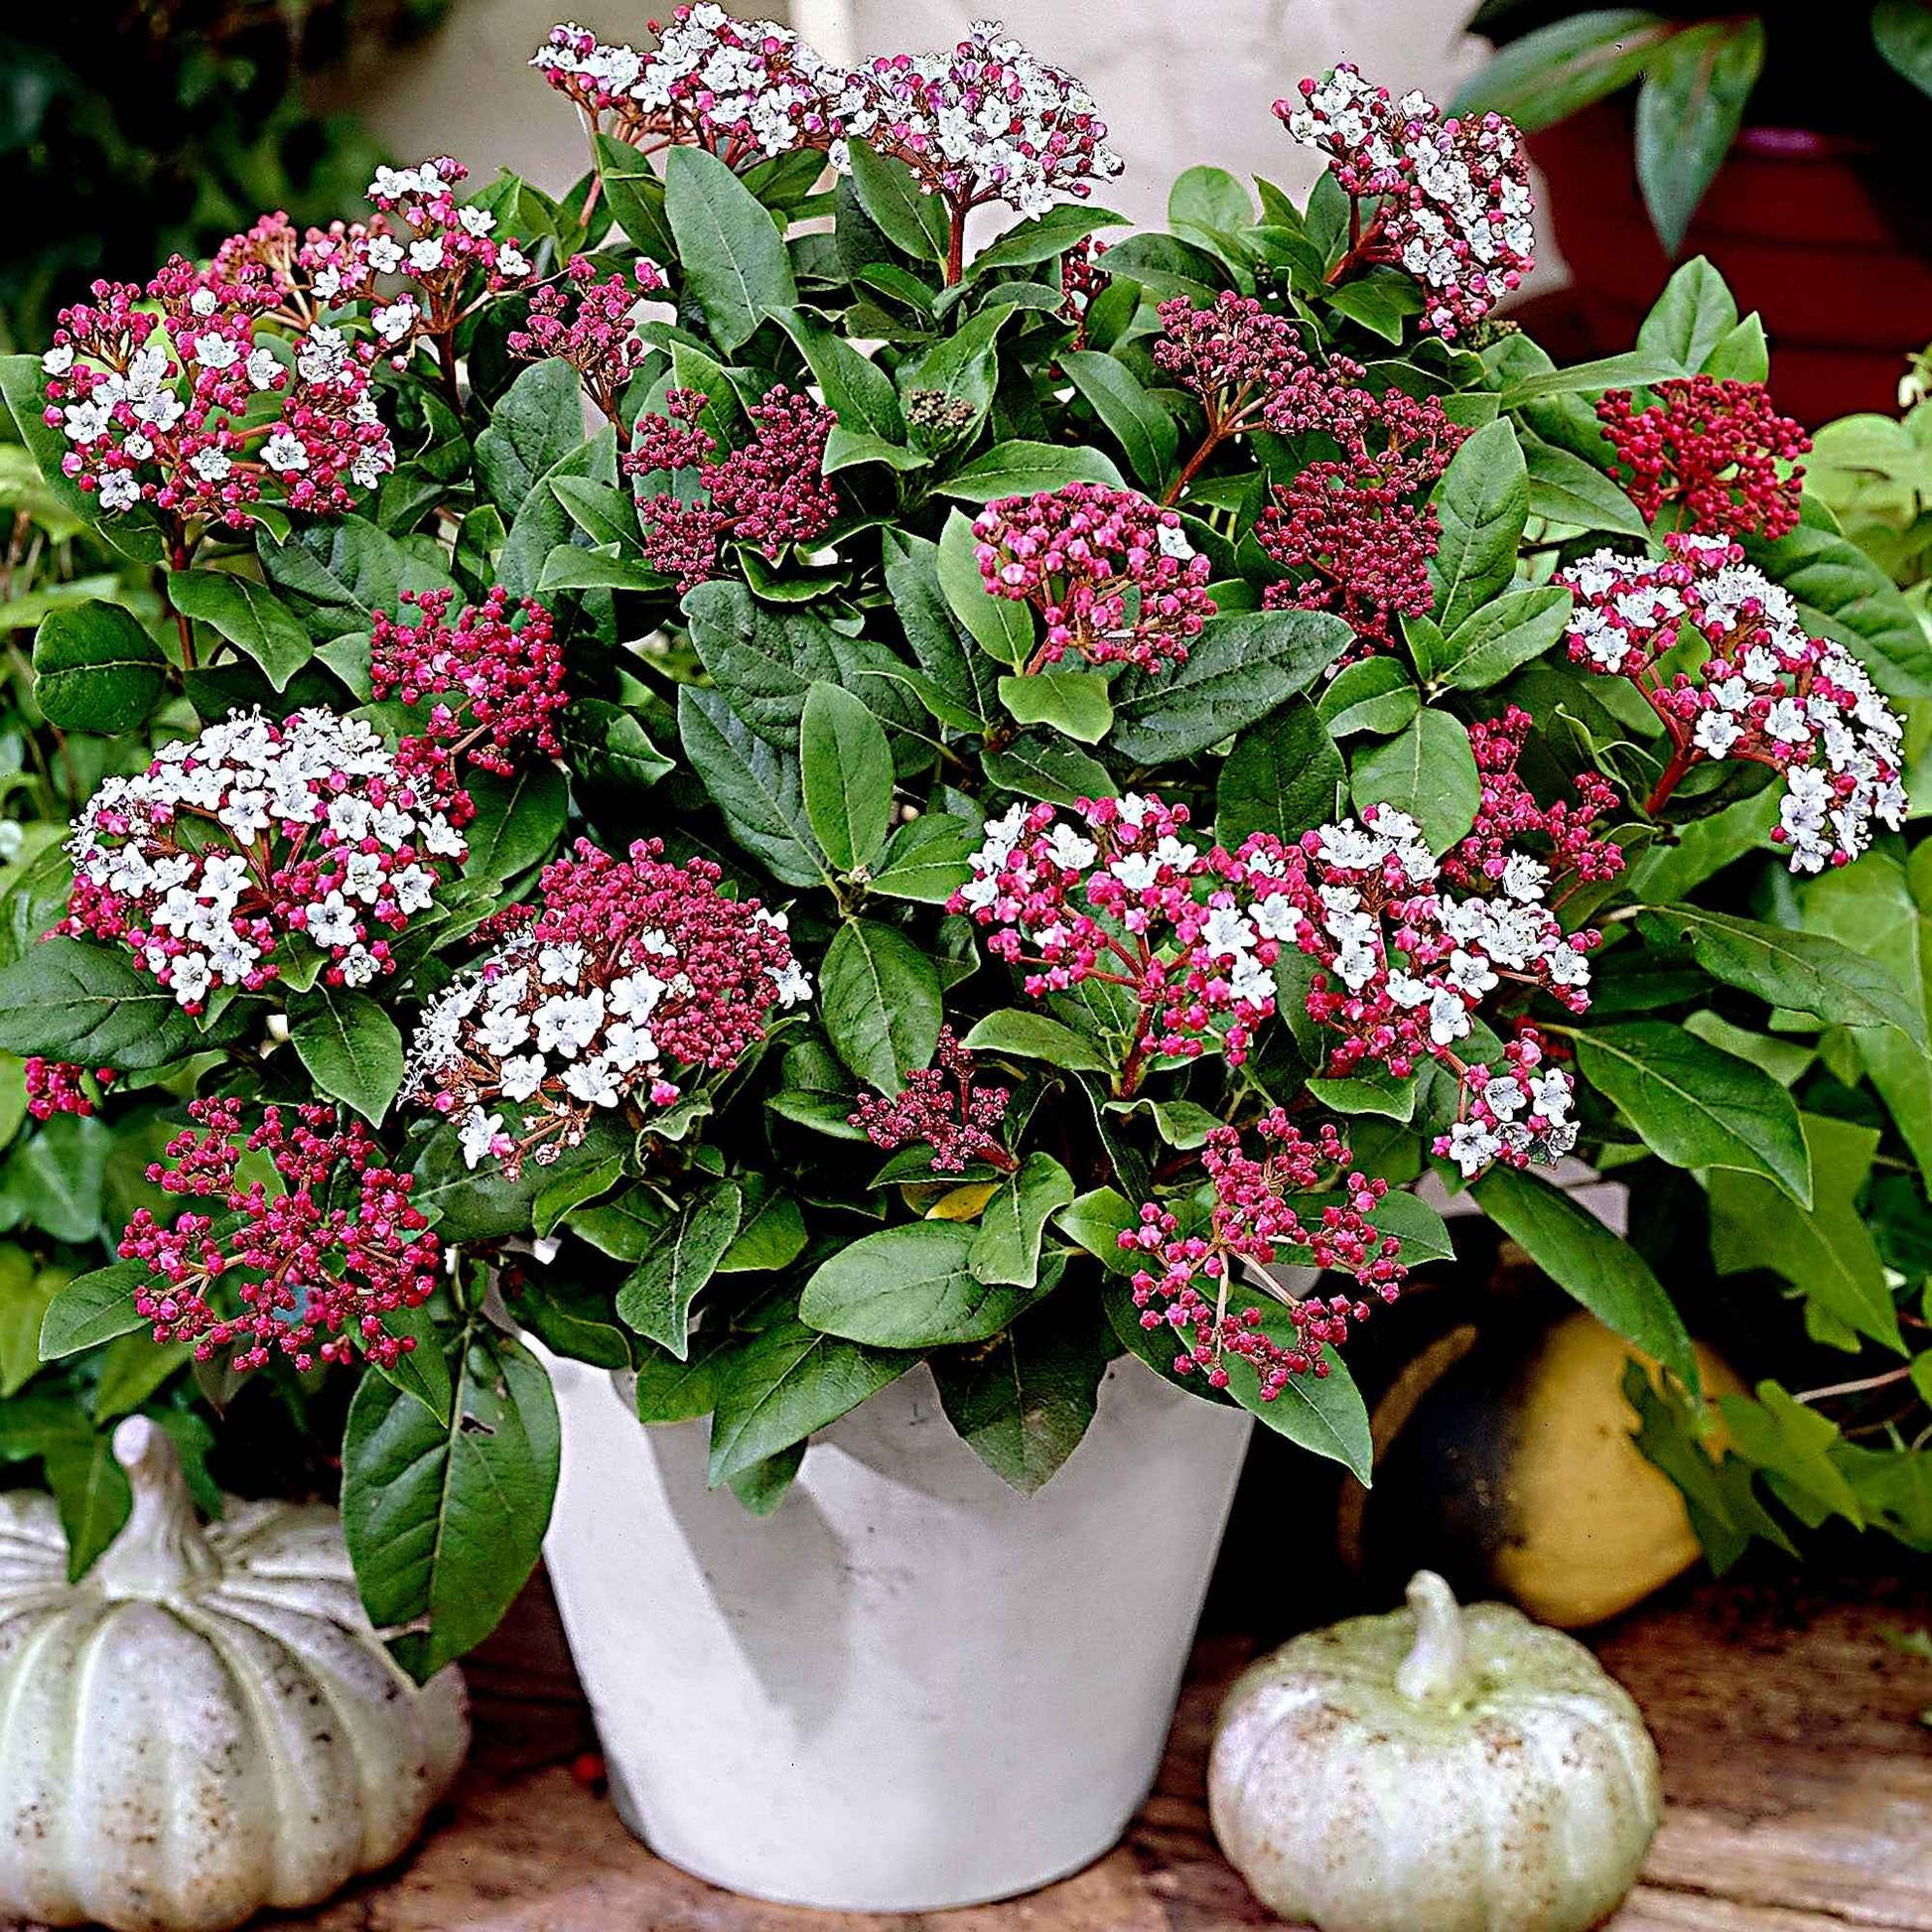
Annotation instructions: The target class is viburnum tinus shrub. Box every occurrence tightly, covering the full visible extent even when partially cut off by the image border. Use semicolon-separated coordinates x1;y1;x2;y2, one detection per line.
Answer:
1;19;1926;1672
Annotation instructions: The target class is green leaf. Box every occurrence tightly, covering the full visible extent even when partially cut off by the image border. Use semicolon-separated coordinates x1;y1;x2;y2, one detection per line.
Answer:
32;604;168;732
997;670;1113;744
1643;905;1928;1046
1306;1070;1417;1122
1225;1314;1373;1480
1109;608;1351;762
1474;1165;1698;1389
594;132;675;258
39;1259;147;1359
1708;1115;1901;1353
844;138;949;263
461;761;571;886
1802;855;1932;1189
0;1248;59;1395
1428;419;1528;633
1349;710;1481;852
1635;256;1739;372
1718;1380;1863;1528
677;685;824;888
289;987;405;1126
765;304;905;445
664;144;798;352
801;1221;1042;1347
882;528;995;723
1055;1186;1137;1271
1059;349;1177;488
726;1442;805;1515
46;1432;131;1583
1317;657;1421;738
370;1305;455;1426
343;1330;560;1681
616;1179;744;1359
0;937;204;1071
719;1184;807;1274
166;570;312;690
1874;0;1932;94
706;1313;912;1485
820;918;943;1093
1575;1022;1811;1204
800;680;896;876
981;735;1116;806
568;1184;672;1264
1451;11;1677;129
936;508;1032;666
474;359;585;521
90;1335;192;1423
1522;440;1649;536
933;1297;1115;1494
936;442;1126;504
869;814;980;903
962;1009;1114;1074
560;698;675;793
0;1111;107;1243
969;1153;1076;1288
1635;19;1764;255
1216;703;1341;846
967;205;1130;276
1425;586;1573;691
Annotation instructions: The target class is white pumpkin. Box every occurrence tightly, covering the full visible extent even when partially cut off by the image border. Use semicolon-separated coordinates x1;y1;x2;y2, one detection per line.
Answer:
1209;1571;1661;1932
0;1416;469;1932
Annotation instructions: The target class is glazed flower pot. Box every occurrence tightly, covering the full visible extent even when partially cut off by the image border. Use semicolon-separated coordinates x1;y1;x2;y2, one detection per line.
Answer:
531;1344;1254;1911
1530;102;1932;424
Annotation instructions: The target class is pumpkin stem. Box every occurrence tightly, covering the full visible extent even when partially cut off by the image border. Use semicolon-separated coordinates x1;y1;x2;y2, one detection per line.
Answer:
95;1417;219;1597
1394;1570;1474;1708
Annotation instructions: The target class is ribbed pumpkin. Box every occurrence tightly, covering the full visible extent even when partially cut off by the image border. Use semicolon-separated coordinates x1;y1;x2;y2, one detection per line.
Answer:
1209;1572;1661;1932
0;1417;469;1932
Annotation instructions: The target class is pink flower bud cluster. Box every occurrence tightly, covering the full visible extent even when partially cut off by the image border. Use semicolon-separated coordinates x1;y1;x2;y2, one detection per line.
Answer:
623;385;841;592
849;1026;1016;1173
1152;292;1319;441
533;11;851;169
1118;1112;1405;1391
1058;236;1112;341
1260;804;1595;1167
508;255;668;427
948;793;1290;1081
63;710;470;1010
1276;65;1534;339
971;483;1215;674
41;268;393;529
1596;376;1810;543
837;21;1123;222
24;1058;112;1121
117;1096;441;1373
369;588;568;777
1255;382;1467;651
1440;705;1626;897
1559;533;1907;872
403;838;811;1176
1436;1029;1577;1179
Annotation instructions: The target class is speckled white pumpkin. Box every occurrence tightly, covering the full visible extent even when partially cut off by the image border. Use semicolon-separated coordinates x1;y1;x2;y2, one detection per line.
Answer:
1209;1572;1661;1932
0;1417;469;1932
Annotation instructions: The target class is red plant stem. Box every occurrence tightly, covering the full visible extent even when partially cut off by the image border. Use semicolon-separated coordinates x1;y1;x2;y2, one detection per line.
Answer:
944;204;968;288
1645;737;1698;815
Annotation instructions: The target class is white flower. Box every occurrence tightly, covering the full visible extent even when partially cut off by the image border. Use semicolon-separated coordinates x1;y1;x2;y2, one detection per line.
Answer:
499;1054;547;1102
460;1109;506;1170
496;243;531;279
262;428;310;476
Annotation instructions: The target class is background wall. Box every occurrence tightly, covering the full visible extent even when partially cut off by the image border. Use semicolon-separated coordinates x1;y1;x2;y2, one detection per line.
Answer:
327;0;1504;227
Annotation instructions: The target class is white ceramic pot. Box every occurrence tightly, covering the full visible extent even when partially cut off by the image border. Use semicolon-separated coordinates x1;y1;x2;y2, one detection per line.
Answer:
534;1347;1253;1911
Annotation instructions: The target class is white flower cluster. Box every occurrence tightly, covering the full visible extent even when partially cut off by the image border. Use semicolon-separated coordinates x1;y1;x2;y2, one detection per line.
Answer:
406;929;681;1173
1280;64;1534;337
837;19;1124;220
1562;537;1908;874
1439;1035;1580;1180
66;711;464;1008
534;9;849;161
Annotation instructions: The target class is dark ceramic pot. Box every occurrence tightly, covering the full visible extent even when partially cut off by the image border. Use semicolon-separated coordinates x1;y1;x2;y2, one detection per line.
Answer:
1529;101;1932;424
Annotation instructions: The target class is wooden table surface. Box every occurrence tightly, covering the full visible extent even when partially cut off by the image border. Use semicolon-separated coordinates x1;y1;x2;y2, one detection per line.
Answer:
242;1573;1932;1932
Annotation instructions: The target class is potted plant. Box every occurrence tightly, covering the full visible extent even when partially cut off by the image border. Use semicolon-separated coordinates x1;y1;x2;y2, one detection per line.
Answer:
1454;0;1932;422
1;18;1925;1915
